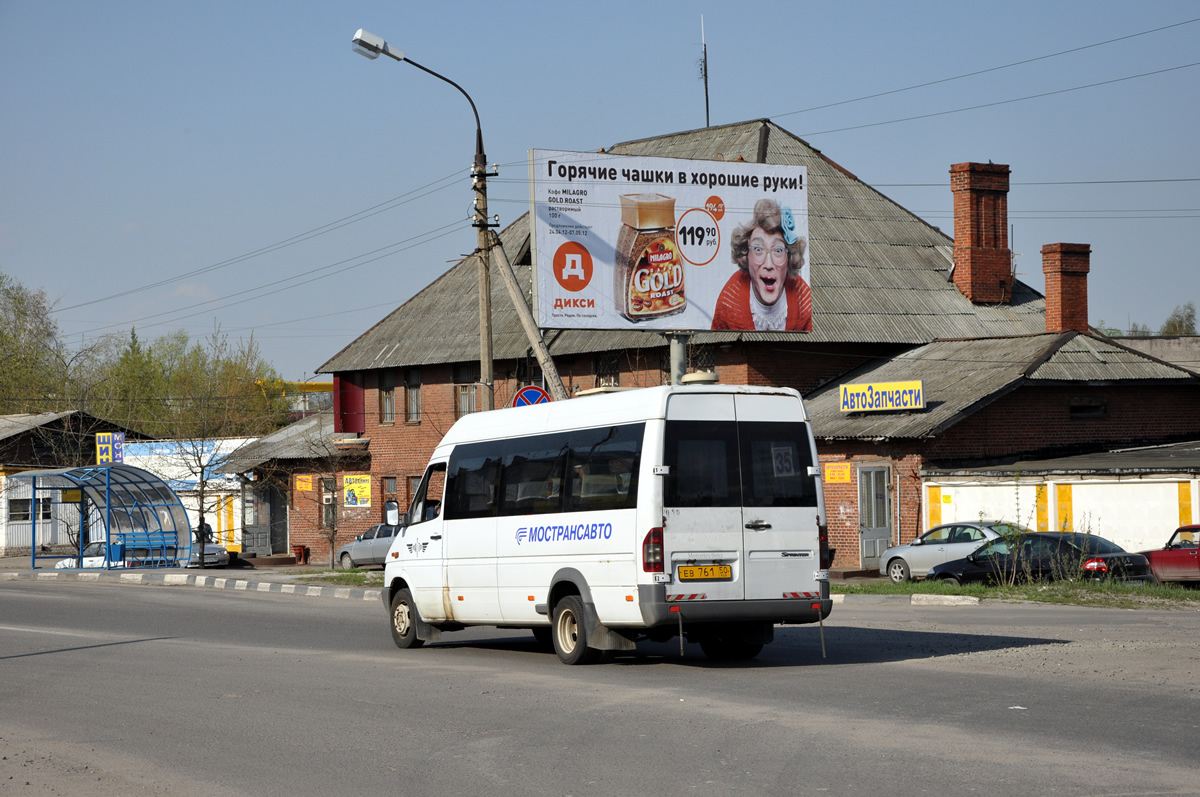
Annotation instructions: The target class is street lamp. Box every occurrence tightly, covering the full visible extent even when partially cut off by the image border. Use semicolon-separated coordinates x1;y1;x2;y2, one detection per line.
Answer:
352;28;497;411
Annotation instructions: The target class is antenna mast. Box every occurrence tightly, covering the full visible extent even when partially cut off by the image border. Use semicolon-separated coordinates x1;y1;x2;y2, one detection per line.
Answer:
701;16;710;127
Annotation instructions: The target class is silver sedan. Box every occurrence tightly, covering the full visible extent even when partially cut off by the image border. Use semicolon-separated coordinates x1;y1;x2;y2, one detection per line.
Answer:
879;521;1029;583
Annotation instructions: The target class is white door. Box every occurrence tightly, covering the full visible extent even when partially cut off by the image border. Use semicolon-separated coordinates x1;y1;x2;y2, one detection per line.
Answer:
403;462;447;621
733;393;821;601
859;467;891;570
663;393;745;601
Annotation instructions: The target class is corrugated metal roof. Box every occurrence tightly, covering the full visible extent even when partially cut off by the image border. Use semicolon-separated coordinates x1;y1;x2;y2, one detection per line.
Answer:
805;332;1199;441
1031;335;1193;381
0;413;75;443
924;439;1200;476
219;412;337;474
318;119;1048;374
0;412;149;444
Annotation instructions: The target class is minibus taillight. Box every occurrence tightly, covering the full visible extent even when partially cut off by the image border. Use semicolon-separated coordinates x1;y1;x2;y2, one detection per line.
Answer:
819;520;832;570
643;528;664;573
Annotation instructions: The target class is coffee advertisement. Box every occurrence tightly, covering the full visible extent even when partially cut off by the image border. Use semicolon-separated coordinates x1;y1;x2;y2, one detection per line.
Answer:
530;149;809;332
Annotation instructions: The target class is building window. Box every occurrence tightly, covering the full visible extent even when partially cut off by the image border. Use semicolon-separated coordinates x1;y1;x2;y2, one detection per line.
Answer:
454;364;479;418
859;468;890;530
456;385;476;417
8;499;51;523
404;368;421;422
517;357;544;389
688;343;716;373
384;477;397;499
1070;398;1107;419
379;370;396;424
321;478;337;529
596;351;621;388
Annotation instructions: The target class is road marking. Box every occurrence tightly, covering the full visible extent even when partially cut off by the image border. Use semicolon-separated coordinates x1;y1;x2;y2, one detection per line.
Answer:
0;625;100;638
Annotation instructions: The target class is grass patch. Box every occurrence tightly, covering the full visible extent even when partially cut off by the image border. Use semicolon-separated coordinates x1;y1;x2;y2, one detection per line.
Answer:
832;579;1200;610
297;568;385;587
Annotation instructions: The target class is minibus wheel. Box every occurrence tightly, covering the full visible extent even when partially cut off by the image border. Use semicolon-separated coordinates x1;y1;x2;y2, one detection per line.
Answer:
390;588;425;649
552;595;600;665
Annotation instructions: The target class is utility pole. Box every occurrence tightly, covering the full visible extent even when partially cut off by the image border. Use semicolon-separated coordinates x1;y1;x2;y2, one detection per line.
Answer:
352;29;498;410
472;141;497;410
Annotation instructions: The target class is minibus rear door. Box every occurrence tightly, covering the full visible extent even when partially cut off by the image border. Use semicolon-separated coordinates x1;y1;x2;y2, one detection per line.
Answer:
663;394;745;601
732;393;821;601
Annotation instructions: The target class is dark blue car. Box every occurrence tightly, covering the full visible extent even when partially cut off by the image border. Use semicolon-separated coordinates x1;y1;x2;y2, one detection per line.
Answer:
927;532;1151;586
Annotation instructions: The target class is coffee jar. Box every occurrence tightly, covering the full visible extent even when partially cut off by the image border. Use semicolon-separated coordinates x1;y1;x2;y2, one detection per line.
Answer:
614;193;685;322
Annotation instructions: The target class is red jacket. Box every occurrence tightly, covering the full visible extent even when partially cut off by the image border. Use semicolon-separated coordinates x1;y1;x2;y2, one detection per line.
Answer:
710;271;812;331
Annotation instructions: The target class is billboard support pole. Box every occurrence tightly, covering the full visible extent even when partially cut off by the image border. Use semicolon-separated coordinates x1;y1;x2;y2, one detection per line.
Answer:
668;334;689;385
490;233;570;401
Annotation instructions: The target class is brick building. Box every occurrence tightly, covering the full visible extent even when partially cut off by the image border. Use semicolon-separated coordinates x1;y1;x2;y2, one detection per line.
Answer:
255;119;1200;570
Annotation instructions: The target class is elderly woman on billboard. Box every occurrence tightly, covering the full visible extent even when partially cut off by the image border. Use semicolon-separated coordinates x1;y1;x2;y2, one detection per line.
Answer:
710;198;811;331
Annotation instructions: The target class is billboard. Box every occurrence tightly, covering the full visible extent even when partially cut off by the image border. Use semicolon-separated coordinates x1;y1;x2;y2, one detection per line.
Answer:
530;150;808;332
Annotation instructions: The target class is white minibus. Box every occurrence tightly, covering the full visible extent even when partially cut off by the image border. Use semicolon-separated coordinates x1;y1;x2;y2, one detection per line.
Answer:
382;384;831;664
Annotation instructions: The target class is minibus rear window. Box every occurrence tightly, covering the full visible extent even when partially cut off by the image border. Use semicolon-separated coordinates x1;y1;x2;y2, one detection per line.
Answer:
663;421;740;508
739;422;818;508
664;420;817;508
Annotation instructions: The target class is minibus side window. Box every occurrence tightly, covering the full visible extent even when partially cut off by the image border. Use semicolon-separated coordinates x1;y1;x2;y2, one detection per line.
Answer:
739;422;818;508
444;444;501;520
499;435;569;516
664;421;740;508
409;463;447;524
565;423;644;513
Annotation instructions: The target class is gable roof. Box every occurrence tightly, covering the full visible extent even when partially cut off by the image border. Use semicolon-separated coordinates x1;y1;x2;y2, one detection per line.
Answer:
805;331;1199;441
0;411;148;444
219;411;338;474
319;119;1048;375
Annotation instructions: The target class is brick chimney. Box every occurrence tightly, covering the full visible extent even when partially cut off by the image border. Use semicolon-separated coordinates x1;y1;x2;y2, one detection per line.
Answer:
951;162;1012;303
1042;243;1091;333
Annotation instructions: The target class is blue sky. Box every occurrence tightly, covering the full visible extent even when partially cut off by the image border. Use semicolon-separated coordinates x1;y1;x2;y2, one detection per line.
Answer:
2;1;1197;381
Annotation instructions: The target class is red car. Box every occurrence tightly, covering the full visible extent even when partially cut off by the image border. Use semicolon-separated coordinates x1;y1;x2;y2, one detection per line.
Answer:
1143;525;1200;583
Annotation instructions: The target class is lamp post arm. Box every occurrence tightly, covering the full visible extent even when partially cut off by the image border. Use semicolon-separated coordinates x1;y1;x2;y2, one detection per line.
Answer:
400;57;484;161
358;35;494;409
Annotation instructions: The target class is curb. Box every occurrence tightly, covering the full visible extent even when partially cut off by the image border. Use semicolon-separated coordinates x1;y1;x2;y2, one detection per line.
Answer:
1;569;382;603
831;593;979;606
4;570;978;608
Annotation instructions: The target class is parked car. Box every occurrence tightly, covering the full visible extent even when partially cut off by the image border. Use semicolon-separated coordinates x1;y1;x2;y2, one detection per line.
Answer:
879;521;1028;583
55;541;124;569
1141;525;1200;583
337;523;402;570
186;534;230;568
927;532;1151;586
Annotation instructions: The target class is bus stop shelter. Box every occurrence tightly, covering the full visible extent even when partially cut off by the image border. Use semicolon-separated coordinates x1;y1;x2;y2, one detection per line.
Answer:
6;464;192;569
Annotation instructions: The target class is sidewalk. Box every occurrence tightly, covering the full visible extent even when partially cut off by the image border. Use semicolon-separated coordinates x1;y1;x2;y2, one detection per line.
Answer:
0;555;385;604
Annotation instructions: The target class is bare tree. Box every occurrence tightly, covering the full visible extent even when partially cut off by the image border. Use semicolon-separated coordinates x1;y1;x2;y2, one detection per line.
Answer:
125;329;287;567
1159;302;1197;336
242;411;368;569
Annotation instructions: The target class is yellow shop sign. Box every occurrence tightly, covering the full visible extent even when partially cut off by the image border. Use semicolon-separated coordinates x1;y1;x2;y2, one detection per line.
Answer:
840;380;924;412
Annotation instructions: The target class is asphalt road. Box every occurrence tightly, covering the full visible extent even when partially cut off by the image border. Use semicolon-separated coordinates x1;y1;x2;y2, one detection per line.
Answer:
2;581;1198;796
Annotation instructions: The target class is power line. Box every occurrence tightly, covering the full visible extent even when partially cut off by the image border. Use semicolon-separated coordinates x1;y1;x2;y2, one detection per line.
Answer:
771;17;1200;120
52;170;464;314
795;61;1200;138
66;221;468;340
877;178;1200;187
